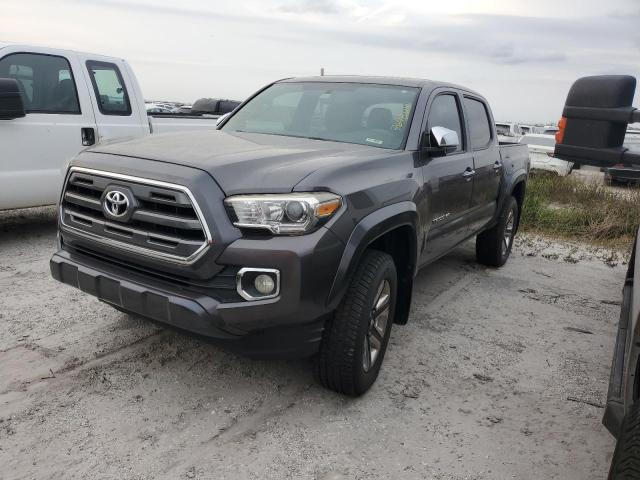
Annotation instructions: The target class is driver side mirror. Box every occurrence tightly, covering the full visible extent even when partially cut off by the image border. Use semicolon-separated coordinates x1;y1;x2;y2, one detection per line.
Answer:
422;126;459;156
0;78;25;120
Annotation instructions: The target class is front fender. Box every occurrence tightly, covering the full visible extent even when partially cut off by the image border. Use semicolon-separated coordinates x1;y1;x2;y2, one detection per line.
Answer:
326;201;419;309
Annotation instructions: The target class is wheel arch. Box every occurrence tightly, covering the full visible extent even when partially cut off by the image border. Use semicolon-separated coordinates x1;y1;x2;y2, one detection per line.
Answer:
327;201;419;325
511;177;527;230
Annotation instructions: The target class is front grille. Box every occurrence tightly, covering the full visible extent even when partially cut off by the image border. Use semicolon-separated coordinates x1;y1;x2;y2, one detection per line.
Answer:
60;167;211;264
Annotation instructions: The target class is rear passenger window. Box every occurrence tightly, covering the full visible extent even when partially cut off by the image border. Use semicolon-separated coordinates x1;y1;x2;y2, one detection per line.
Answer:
0;53;80;114
428;94;464;152
464;97;492;150
86;61;131;116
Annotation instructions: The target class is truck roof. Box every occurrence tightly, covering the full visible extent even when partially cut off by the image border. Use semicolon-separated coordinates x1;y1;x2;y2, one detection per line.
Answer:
0;41;123;62
279;75;484;98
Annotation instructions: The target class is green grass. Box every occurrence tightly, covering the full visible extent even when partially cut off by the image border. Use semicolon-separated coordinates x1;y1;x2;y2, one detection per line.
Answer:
520;172;640;250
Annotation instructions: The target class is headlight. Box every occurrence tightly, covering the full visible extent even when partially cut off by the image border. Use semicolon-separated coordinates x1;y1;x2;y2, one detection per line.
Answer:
224;192;342;234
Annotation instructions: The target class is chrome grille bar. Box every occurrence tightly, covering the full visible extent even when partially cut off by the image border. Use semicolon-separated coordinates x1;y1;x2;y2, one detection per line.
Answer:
60;167;212;264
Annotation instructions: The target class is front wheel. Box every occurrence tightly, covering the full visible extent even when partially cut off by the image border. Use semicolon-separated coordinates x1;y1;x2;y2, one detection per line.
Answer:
315;249;397;396
476;196;519;267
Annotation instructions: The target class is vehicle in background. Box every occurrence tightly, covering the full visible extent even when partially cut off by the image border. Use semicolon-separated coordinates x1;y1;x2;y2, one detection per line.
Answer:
190;97;241;116
554;74;640;480
520;124;534;134
145;103;173;114
519;133;572;176
542;125;559;135
171;105;192;114
50;75;530;396
602;130;640;184
495;121;523;141
624;128;640;148
0;43;222;211
605;164;640;184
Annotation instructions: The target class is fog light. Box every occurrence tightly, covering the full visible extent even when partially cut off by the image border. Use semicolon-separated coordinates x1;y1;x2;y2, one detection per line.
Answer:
236;267;280;301
254;274;275;295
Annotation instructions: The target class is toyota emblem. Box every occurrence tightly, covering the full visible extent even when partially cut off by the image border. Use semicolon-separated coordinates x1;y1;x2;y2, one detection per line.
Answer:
103;190;130;217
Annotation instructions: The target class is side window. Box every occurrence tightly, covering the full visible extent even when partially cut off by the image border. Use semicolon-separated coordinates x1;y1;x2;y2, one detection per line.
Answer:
0;53;80;114
464;97;492;150
86;61;131;116
427;94;464;152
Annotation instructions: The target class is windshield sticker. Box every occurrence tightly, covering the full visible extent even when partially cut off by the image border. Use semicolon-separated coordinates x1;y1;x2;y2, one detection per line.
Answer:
366;138;384;145
392;104;410;131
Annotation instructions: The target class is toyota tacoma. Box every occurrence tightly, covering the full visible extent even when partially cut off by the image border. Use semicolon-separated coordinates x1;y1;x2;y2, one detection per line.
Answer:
50;76;530;395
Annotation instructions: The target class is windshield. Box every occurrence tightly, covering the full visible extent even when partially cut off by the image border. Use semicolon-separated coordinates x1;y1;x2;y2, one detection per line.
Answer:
222;82;420;150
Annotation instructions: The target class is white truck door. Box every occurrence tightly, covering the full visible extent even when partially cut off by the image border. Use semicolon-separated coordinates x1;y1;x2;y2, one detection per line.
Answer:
0;49;98;210
79;56;148;142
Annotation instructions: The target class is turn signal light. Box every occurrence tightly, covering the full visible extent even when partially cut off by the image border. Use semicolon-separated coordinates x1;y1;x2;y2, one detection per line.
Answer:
556;117;567;144
315;198;341;218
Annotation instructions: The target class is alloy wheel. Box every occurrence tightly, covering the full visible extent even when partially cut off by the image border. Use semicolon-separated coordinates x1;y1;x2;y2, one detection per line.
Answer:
363;279;391;373
502;208;515;256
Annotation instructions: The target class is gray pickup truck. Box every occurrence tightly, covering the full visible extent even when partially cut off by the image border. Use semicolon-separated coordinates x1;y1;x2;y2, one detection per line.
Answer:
48;76;530;395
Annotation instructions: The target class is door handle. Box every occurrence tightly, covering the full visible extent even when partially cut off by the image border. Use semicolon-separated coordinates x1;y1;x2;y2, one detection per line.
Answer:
462;168;476;179
81;127;95;146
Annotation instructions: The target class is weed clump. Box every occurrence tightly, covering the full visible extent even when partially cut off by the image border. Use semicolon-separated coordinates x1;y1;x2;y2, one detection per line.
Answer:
520;173;640;250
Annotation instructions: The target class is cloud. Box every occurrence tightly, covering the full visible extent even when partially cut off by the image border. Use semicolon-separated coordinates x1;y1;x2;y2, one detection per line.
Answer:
5;0;639;122
62;0;262;25
488;45;567;65
278;0;342;14
260;13;571;66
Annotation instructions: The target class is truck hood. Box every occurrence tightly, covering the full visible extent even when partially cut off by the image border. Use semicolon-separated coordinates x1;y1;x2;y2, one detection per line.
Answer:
89;130;393;195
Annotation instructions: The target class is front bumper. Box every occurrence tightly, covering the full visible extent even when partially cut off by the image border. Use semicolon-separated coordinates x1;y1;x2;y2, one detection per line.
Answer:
51;225;345;358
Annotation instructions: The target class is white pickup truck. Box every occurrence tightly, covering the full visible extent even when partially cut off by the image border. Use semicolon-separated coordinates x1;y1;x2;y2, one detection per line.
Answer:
0;43;222;210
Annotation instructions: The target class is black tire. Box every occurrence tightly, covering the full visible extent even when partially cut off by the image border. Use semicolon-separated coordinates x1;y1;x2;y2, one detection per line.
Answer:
315;249;397;396
476;196;519;267
609;401;640;479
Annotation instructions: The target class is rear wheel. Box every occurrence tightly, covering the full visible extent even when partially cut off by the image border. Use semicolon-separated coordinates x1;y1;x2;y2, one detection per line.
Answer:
315;249;397;396
476;196;518;267
609;401;640;479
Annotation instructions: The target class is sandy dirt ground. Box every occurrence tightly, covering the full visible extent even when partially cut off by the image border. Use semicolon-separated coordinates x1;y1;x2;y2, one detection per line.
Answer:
0;207;627;480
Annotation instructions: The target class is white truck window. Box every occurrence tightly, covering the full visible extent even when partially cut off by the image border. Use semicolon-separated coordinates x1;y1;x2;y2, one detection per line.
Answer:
86;60;131;116
0;53;80;114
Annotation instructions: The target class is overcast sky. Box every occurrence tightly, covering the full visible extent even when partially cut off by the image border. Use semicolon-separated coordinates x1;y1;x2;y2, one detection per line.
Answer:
3;0;640;123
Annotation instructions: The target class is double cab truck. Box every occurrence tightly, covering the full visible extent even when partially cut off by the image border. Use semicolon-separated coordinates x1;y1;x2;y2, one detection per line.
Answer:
47;76;530;395
0;43;221;211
